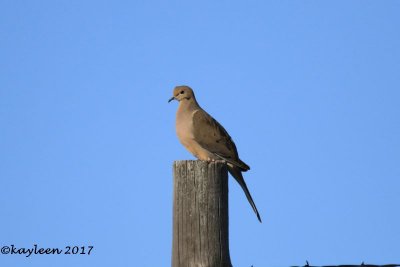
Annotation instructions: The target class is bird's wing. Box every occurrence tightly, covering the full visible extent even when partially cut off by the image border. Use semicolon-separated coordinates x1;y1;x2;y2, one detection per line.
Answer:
192;109;250;171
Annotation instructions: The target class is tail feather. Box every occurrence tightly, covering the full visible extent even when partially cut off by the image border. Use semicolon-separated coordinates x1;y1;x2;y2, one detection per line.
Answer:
228;165;262;223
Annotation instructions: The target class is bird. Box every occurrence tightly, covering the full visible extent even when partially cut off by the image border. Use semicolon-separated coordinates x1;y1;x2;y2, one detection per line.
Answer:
168;85;262;222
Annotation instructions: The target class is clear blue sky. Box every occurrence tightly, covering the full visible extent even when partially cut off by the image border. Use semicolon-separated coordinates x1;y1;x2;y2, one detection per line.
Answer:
1;1;399;266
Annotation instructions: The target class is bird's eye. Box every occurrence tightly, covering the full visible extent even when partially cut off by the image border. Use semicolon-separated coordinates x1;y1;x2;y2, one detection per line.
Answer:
180;91;184;94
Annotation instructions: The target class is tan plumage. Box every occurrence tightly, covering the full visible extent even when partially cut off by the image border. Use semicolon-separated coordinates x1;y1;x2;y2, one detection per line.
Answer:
169;85;261;222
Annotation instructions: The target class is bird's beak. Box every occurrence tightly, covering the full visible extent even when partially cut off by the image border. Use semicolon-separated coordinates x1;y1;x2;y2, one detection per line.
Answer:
168;96;175;103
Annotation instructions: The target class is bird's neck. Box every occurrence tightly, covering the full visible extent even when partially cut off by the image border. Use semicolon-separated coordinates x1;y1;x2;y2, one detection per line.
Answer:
178;98;200;112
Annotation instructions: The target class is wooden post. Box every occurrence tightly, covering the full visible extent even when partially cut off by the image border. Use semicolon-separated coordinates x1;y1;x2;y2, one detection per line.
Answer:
172;160;232;267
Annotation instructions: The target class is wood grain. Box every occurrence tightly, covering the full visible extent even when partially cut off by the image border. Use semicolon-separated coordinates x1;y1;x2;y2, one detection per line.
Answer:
172;160;232;267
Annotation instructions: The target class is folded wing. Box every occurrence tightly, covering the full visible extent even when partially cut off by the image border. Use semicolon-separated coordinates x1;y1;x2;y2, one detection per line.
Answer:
192;109;250;171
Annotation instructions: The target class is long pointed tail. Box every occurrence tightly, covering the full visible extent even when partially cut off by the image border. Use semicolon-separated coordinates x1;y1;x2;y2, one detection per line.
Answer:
228;165;262;223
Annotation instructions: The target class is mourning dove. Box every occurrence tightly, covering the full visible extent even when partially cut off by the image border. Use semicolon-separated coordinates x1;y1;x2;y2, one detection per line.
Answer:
169;85;262;222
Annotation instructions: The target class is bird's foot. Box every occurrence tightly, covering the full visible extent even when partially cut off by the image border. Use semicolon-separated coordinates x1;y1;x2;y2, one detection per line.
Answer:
204;158;221;163
210;159;227;164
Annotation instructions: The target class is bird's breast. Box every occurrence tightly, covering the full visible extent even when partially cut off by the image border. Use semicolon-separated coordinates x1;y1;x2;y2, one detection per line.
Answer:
175;109;214;160
176;108;194;142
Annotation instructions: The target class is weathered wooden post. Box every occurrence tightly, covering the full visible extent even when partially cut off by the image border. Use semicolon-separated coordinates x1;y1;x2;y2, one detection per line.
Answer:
172;160;232;267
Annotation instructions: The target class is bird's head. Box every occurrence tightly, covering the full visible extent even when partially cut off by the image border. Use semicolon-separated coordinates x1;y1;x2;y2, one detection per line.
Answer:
168;85;195;103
